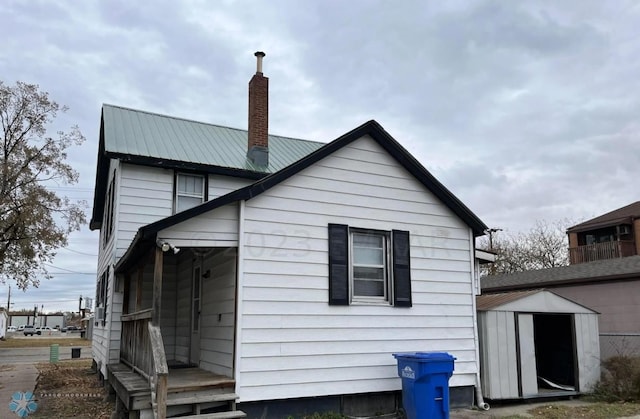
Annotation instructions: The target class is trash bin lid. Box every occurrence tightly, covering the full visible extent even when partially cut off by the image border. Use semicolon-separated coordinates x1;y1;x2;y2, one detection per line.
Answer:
393;352;456;361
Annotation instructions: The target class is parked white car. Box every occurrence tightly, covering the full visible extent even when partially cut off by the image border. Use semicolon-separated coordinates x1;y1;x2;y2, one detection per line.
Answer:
7;326;17;332
36;326;55;335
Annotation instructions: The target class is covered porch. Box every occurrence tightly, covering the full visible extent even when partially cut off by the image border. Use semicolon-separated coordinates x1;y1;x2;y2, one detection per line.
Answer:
113;243;242;419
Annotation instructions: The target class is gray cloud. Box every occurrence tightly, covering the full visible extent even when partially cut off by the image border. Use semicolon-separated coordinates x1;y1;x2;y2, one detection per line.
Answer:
1;0;640;310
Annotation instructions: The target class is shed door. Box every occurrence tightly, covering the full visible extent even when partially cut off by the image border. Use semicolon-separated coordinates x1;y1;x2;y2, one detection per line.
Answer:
190;264;202;365
517;313;538;396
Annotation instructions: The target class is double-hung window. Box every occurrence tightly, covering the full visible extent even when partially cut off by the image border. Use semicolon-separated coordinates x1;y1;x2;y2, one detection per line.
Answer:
351;231;390;302
175;173;205;213
328;224;412;307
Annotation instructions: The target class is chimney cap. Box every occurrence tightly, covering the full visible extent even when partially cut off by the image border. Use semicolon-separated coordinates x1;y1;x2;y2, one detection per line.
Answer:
254;51;266;74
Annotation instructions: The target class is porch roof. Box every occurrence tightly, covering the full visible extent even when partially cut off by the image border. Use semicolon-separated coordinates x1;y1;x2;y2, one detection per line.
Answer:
115;119;488;273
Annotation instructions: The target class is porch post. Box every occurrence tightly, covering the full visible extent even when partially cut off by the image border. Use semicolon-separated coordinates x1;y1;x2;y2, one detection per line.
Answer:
152;247;163;325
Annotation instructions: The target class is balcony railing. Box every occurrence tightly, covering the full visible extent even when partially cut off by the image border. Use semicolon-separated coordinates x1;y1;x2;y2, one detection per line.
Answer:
569;240;636;264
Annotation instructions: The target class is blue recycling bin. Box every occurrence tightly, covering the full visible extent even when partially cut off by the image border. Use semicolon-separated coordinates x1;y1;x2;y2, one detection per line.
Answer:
393;352;456;419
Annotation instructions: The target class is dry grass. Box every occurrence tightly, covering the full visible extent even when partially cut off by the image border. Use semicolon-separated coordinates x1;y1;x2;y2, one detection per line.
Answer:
525;402;640;418
0;337;91;348
31;359;113;419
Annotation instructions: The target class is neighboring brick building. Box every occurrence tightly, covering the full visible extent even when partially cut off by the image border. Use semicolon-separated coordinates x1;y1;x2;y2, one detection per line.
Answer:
567;201;640;264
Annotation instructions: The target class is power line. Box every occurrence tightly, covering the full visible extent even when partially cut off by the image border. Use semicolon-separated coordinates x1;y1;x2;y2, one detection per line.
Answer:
9;299;90;304
58;247;98;257
47;272;96;276
42;263;96;275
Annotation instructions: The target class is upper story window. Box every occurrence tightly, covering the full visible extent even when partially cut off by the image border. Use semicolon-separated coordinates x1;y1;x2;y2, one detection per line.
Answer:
175;173;206;213
328;224;412;307
103;170;116;246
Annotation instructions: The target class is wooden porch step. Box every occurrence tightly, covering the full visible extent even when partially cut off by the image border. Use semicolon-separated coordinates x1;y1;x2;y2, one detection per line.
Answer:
176;410;246;419
166;391;239;406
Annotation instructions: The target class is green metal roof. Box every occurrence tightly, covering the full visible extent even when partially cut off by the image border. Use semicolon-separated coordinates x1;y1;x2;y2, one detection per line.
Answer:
91;104;324;229
102;104;324;173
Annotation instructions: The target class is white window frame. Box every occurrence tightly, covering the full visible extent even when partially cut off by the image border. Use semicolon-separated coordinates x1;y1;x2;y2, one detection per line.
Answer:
349;229;392;304
175;173;205;213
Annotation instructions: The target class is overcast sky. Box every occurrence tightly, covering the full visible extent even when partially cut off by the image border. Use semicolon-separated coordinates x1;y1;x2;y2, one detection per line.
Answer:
2;1;640;312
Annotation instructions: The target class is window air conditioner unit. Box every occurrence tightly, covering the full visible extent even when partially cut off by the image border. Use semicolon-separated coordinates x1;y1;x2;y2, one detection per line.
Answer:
96;307;105;321
620;225;632;235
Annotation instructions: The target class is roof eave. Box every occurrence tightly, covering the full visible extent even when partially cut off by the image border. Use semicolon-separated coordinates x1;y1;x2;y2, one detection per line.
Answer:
89;111;108;230
483;271;640;292
567;217;634;233
113;119;489;271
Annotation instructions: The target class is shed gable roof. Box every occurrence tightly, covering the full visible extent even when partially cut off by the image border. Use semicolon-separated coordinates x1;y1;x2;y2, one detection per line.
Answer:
477;290;598;313
115;119;488;273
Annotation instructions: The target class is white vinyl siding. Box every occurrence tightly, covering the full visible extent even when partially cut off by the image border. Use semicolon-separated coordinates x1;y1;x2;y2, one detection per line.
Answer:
116;164;248;259
95;162;249;376
161;258;178;360
200;248;237;376
159;203;239;248
209;176;252;200
117;164;173;260
237;135;476;402
174;251;193;364
93;160;120;377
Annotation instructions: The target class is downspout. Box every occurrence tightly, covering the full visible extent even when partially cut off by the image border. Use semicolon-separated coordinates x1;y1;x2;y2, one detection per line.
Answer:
233;200;246;399
470;230;490;411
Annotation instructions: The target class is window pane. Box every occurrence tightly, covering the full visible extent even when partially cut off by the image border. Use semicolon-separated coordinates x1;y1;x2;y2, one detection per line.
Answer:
353;233;383;248
354;279;385;297
354;266;384;280
353;247;383;265
178;174;203;195
177;196;202;212
353;266;385;298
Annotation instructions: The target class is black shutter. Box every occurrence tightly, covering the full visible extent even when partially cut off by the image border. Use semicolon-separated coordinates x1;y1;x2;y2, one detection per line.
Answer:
392;230;412;307
328;224;349;305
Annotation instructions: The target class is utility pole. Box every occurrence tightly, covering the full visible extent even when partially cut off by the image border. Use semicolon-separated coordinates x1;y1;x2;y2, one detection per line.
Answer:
6;285;9;312
485;228;503;275
485;228;503;251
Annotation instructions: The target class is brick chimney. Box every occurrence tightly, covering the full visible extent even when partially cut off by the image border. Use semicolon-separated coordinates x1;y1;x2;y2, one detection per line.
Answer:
247;51;269;167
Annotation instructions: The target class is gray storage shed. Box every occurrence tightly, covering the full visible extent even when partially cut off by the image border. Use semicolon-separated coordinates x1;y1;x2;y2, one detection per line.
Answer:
477;290;600;400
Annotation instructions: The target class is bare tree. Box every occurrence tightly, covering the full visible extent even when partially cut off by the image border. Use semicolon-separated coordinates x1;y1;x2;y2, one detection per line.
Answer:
479;219;572;275
0;81;86;289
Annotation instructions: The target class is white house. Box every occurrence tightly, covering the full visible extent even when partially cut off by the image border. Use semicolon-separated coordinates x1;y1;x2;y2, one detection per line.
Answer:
89;53;488;419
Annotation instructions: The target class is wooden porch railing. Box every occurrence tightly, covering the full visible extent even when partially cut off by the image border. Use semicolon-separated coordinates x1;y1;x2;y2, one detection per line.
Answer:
148;323;168;419
120;309;168;419
569;240;636;264
120;309;153;378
